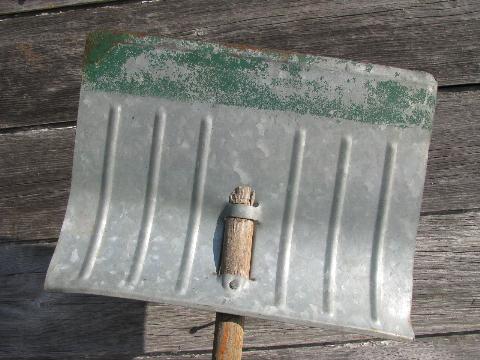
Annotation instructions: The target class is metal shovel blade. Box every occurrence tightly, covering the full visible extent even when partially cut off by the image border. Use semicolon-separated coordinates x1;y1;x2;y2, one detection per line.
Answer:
45;32;437;340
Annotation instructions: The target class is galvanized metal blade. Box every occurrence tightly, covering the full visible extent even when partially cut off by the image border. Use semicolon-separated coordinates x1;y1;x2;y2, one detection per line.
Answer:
45;32;437;340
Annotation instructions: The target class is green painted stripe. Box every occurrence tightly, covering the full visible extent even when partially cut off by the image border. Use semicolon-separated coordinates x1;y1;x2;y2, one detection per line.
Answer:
83;31;437;129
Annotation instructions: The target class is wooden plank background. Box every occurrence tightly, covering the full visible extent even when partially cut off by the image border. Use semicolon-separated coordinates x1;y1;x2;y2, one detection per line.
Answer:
0;0;479;358
0;0;116;15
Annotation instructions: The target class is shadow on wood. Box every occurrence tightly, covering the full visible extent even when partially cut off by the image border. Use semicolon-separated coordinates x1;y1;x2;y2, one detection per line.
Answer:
0;243;147;358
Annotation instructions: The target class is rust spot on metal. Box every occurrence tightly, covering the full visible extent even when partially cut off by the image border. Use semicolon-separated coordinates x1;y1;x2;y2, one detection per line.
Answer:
83;31;150;68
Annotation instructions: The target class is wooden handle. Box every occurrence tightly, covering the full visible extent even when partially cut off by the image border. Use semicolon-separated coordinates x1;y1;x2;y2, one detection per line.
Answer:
212;185;256;360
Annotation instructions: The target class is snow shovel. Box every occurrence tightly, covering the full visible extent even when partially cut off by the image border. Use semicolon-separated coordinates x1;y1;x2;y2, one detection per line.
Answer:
45;31;437;355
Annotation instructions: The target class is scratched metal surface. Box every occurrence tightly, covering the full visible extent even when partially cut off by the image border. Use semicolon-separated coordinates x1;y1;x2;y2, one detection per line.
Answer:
45;32;437;339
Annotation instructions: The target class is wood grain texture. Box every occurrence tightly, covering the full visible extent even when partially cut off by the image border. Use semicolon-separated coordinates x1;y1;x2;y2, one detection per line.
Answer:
422;87;480;213
213;186;256;360
212;313;244;360
0;127;75;242
0;211;478;357
134;333;480;360
0;0;118;15
220;186;255;278
1;88;479;242
1;1;479;358
6;334;478;360
220;219;255;278
1;1;480;129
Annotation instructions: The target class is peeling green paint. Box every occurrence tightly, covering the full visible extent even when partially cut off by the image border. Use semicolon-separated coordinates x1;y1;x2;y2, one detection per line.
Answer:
83;31;437;129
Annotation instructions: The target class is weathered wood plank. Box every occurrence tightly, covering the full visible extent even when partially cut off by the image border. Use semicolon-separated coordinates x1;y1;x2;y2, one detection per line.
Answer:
239;333;480;360
5;334;480;360
1;211;478;357
1;88;478;242
0;127;75;242
412;211;480;333
133;334;480;360
1;1;480;129
0;0;117;15
422;88;480;213
6;334;480;360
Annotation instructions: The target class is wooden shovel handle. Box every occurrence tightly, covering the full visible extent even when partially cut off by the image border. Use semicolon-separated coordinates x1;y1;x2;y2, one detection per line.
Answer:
212;186;256;360
212;313;244;360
